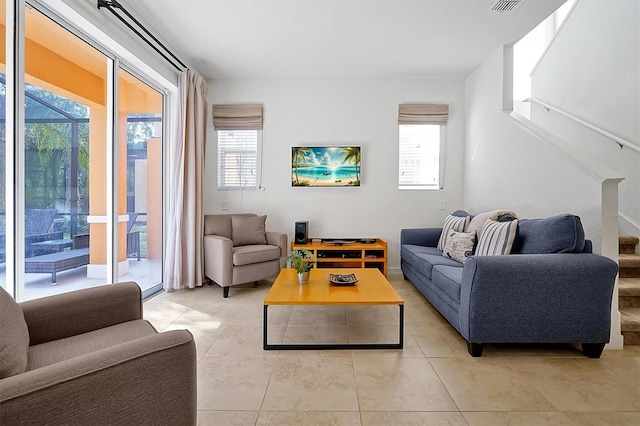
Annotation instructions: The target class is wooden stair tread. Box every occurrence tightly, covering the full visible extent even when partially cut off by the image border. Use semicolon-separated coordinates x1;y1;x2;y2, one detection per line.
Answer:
619;253;640;267
619;278;640;296
619;235;639;245
621;307;640;331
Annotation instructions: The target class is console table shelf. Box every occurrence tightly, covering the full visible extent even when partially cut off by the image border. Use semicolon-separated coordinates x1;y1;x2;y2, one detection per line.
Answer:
290;239;387;276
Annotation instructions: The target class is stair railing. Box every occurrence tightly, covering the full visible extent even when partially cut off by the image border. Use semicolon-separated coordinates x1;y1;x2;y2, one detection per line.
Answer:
526;97;640;154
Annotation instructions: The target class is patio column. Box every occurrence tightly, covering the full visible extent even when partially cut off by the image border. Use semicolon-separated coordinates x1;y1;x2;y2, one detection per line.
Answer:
86;107;129;278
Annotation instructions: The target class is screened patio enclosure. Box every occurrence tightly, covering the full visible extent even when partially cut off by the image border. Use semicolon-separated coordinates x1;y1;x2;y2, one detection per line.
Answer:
0;72;162;299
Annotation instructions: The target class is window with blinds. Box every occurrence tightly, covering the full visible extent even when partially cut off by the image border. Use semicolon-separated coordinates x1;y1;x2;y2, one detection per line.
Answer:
217;130;260;189
398;124;441;190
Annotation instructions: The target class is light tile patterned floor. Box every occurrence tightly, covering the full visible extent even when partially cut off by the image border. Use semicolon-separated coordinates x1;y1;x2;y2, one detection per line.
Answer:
144;275;640;426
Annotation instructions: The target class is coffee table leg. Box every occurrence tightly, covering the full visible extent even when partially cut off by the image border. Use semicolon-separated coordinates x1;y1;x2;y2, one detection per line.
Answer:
263;305;269;350
399;304;404;349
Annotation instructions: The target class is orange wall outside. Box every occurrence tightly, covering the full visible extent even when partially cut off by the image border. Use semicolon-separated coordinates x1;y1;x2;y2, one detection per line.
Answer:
3;13;163;269
147;138;162;259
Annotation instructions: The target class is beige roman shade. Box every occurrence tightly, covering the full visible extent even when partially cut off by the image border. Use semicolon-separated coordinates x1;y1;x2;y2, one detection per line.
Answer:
398;104;449;124
212;104;263;130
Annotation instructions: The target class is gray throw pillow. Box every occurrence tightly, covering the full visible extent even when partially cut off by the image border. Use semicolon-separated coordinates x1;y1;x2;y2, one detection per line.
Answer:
0;286;30;378
232;215;268;247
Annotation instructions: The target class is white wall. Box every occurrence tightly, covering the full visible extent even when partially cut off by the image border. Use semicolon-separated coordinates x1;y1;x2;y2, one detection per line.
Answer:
464;48;604;251
54;0;180;87
205;78;466;271
531;0;640;235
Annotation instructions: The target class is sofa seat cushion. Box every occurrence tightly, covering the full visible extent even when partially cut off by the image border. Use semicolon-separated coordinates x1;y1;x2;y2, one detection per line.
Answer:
233;244;281;266
412;252;462;280
432;265;464;305
401;245;441;265
27;319;156;371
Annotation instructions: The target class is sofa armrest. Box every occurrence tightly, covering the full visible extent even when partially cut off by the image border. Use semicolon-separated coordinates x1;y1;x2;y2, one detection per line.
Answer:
459;254;618;343
0;330;196;426
203;234;234;286
20;282;143;345
266;231;288;257
400;228;442;247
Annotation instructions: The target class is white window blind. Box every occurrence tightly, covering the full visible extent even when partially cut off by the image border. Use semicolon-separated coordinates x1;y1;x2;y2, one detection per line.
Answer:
217;130;259;189
399;124;441;190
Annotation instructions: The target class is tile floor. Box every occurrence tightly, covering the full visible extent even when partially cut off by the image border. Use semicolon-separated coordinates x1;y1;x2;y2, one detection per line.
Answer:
144;275;640;426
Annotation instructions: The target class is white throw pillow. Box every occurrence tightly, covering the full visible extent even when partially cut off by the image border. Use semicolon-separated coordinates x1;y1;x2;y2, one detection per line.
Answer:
442;230;477;263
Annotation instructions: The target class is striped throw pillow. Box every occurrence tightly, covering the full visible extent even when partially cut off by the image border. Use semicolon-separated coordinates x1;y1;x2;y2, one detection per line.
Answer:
476;219;519;256
437;214;471;251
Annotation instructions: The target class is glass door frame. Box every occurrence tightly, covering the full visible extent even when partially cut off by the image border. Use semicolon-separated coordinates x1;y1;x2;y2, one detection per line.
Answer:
5;0;174;300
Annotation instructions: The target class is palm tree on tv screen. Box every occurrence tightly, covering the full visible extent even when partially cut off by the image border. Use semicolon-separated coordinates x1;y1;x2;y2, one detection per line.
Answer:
291;147;312;185
340;147;360;183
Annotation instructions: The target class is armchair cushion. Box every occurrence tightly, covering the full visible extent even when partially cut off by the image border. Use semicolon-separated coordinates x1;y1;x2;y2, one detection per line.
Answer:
0;288;29;378
232;215;267;246
233;245;281;266
27;319;156;371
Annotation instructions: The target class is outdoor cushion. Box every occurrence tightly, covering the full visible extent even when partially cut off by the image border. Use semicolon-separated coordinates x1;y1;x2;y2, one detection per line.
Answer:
515;214;585;254
233;245;281;266
0;287;30;378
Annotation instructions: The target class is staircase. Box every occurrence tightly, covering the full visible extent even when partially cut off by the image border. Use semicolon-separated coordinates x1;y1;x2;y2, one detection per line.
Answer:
619;235;640;345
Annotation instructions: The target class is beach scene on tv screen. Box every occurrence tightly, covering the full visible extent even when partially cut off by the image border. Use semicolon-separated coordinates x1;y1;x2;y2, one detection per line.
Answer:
292;146;361;187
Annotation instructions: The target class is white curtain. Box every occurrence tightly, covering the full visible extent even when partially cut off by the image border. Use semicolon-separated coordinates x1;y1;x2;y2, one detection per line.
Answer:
164;70;209;291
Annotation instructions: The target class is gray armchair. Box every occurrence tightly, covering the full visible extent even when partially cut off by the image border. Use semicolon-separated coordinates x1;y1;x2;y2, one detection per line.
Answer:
0;282;196;425
204;213;287;298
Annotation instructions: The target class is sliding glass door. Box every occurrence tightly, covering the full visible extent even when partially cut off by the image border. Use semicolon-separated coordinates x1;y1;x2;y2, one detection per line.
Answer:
22;5;109;299
116;68;163;290
2;1;165;300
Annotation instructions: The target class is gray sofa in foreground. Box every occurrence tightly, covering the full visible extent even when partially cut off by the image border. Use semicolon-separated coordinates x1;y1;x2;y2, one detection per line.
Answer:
400;212;618;358
0;282;196;425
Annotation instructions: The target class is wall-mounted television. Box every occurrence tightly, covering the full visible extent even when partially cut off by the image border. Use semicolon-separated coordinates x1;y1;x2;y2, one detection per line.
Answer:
291;146;361;187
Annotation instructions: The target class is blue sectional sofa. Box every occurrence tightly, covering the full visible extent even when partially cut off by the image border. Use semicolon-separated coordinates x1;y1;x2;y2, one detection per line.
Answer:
400;212;618;358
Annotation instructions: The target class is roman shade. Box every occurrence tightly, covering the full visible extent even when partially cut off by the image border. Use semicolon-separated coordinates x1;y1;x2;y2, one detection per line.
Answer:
398;104;449;124
212;104;263;130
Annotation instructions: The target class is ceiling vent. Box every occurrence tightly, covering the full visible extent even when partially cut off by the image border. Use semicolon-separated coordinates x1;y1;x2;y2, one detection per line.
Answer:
488;0;524;14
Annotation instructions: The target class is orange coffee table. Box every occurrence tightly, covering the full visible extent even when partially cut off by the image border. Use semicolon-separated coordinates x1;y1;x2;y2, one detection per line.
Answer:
263;268;404;350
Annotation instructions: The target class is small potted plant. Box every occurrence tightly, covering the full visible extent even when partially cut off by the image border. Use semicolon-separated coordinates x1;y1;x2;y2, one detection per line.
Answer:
284;249;317;283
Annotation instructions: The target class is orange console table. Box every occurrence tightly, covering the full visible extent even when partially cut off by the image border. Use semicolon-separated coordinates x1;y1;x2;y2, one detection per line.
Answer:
290;238;387;276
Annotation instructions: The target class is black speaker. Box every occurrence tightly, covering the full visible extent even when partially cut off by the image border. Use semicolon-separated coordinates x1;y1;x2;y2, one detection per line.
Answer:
295;221;309;244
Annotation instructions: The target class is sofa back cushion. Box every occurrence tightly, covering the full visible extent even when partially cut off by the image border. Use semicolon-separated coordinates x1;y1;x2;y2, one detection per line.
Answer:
0;286;30;378
204;213;256;239
232;215;268;247
514;214;585;254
